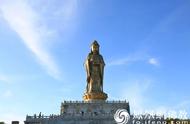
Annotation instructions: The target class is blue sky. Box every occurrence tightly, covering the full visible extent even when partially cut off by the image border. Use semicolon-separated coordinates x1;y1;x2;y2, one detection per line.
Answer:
0;0;190;123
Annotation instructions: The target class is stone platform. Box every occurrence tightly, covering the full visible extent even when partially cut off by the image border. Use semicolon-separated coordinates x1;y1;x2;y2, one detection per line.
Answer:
25;100;130;124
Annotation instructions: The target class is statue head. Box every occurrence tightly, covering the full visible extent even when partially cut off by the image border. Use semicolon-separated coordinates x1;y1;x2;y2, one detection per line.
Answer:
91;40;99;54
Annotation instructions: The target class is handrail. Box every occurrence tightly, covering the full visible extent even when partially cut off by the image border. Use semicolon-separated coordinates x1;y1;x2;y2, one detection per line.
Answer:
62;100;129;104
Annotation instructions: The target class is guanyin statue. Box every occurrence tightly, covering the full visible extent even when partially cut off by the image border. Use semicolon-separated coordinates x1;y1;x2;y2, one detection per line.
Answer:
83;40;107;101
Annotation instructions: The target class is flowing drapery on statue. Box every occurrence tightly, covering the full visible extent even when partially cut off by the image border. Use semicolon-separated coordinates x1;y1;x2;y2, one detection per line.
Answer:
83;40;108;101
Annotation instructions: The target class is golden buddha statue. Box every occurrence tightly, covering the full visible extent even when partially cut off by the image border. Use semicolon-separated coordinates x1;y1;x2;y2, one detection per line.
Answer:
83;40;108;101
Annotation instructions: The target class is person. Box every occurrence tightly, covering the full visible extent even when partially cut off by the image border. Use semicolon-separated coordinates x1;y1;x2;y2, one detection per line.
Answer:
39;112;41;118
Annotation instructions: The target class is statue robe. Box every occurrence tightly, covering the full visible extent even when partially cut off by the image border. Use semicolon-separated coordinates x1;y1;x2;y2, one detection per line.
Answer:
85;52;105;93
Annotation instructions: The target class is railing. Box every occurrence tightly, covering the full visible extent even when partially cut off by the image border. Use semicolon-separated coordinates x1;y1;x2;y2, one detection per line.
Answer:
26;114;165;122
62;100;128;104
26;113;115;121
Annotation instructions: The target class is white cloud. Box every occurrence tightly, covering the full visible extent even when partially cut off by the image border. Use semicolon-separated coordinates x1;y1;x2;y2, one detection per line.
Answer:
56;0;78;21
108;57;139;66
0;74;9;83
113;77;190;118
175;100;190;111
0;0;63;79
27;0;79;40
108;52;160;67
2;90;13;98
113;78;190;118
107;52;146;66
148;58;159;66
107;78;153;114
142;102;190;118
121;79;152;113
3;90;13;98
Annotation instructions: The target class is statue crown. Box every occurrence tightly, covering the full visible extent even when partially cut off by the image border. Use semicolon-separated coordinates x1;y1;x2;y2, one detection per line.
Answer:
91;40;100;47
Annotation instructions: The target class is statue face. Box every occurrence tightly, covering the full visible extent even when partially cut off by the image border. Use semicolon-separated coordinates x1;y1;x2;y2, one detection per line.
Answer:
91;45;99;53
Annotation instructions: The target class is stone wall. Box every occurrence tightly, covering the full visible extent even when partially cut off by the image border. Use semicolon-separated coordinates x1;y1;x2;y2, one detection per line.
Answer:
25;100;130;124
60;100;130;115
25;114;116;124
